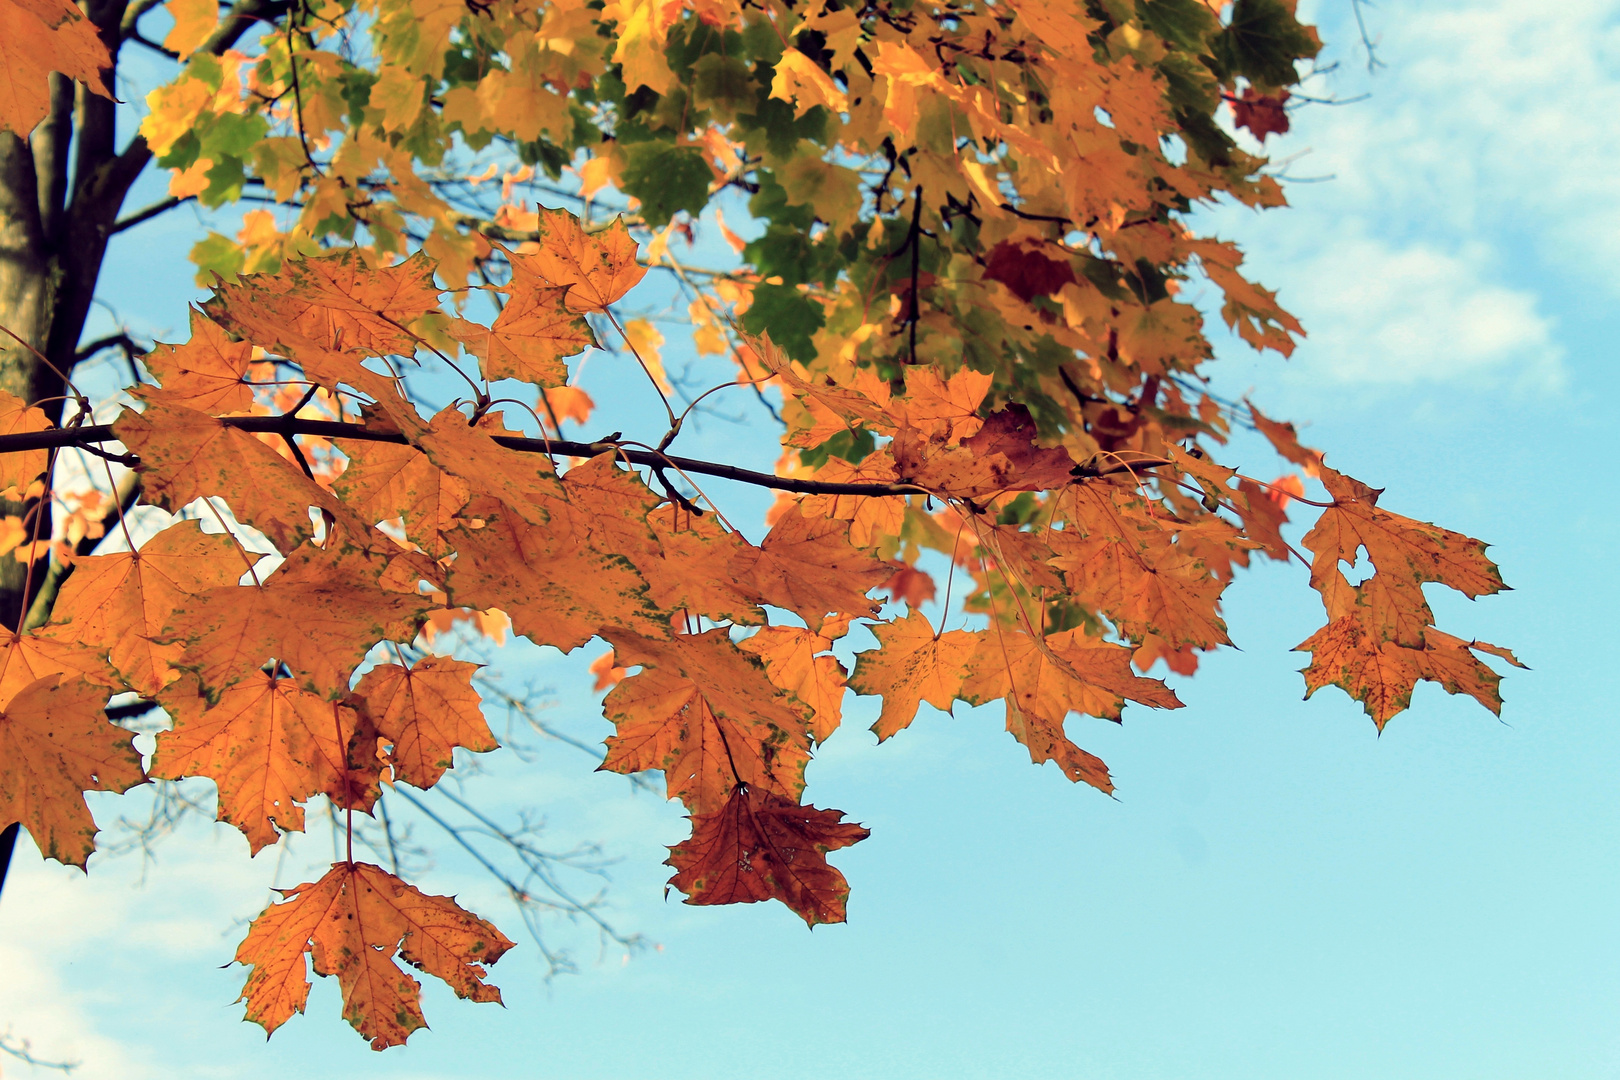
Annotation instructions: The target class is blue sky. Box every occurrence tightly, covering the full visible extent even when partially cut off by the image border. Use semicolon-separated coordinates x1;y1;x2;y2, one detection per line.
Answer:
3;1;1618;1077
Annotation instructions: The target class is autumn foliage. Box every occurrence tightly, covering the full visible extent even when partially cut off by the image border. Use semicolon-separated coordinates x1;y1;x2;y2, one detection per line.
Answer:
0;0;1520;1051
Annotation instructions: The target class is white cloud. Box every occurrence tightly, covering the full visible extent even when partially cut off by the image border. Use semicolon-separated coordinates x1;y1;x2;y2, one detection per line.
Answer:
1198;0;1620;390
1267;233;1564;389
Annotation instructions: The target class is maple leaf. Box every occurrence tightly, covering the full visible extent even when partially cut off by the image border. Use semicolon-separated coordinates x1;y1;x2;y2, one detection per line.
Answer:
0;390;49;499
505;210;647;314
738;623;849;743
982;239;1077;303
589;648;628;692
450;284;595;387
1231;87;1291;141
959;406;1078;491
749;332;897;444
893;409;1076;501
161;537;435;701
208;249;441;358
665;785;870;926
445;494;666;653
601;628;813;814
152;671;366;851
796;450;905;548
0;675;143;867
1300;464;1505;647
891;368;994;441
162;0;218;54
1297;620;1522;729
354;657;496;789
770;47;850;117
140;309;258;414
961;628;1182;792
115;393;365;551
880;563;937;608
415;408;571;529
330;439;470;557
1249;403;1323;473
0;632;120;710
0;0;116;137
642;504;764;625
1049;483;1231;649
848;611;979;741
730;505;889;630
235;860;514;1049
38;520;245;696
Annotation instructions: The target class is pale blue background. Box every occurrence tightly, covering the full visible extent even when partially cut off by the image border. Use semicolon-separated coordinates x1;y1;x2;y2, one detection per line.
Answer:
2;2;1616;1077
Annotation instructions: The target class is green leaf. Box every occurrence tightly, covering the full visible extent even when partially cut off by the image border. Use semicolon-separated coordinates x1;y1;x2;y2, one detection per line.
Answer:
1135;0;1217;51
191;232;245;286
200;113;270;159
1211;0;1321;89
620;142;712;225
691;54;756;116
741;283;824;364
200;156;248;207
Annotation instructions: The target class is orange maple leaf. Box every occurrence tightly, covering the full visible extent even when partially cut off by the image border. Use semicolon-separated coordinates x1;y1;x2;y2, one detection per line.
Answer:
0;632;120;709
729;505;889;630
235;861;514;1049
330;439;471;557
666;786;869;926
445;494;666;653
961;628;1181;791
738;624;849;742
0;390;49;500
1297;620;1523;729
643;504;764;625
115;393;366;551
600;628;813;814
207;249;441;359
847;611;979;741
355;657;496;789
879;563;936;608
38;520;245;696
140;309;258;414
1049;483;1230;649
161;538;435;701
0;675;143;866
589;648;628;691
0;0;116;138
449;284;594;387
416;408;572;529
1301;464;1505;647
152;672;366;852
505;209;647;313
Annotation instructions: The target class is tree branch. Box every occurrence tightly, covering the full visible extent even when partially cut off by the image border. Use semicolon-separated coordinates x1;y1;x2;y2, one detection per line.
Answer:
112;194;193;234
0;417;1161;496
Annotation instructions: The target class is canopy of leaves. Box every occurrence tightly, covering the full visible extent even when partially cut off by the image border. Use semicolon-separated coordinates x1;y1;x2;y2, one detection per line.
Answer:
0;0;1521;1052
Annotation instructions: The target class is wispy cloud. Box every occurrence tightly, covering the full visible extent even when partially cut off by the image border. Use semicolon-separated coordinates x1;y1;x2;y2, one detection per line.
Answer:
1198;0;1619;392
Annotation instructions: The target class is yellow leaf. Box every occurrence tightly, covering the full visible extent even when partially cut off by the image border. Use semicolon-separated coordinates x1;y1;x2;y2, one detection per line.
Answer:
369;66;424;132
621;317;670;393
770;48;848;118
163;0;218;55
600;0;677;94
